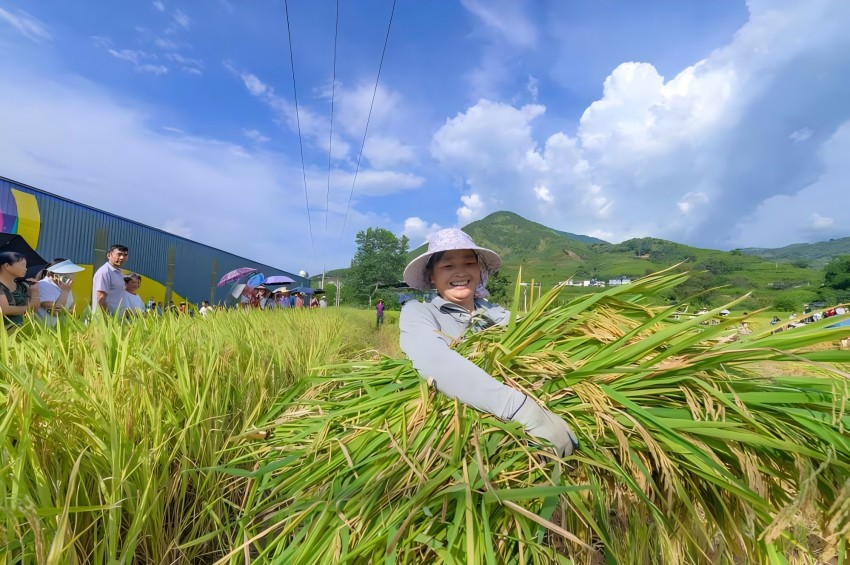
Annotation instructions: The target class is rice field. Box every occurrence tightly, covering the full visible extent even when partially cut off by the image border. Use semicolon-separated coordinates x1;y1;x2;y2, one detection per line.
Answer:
2;273;850;564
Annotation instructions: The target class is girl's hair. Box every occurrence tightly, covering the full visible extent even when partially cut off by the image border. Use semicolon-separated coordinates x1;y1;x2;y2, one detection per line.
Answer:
0;251;26;269
124;273;142;284
423;251;446;286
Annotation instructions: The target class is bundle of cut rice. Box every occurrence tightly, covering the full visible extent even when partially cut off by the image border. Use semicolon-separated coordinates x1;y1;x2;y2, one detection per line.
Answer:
217;270;850;564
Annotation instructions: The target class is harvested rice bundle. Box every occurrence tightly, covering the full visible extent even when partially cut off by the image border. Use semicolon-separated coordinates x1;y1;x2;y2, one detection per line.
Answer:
221;271;850;564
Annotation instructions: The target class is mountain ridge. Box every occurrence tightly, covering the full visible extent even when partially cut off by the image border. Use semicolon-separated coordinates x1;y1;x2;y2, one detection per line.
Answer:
741;237;850;267
394;211;830;308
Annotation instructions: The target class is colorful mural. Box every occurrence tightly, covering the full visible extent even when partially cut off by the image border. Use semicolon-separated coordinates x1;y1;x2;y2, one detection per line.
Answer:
0;187;41;249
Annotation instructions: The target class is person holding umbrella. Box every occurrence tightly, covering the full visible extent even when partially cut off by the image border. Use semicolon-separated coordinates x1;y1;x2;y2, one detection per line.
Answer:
0;251;40;327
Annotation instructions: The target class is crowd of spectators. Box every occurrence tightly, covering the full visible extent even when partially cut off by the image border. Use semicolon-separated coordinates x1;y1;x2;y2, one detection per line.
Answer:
0;243;326;329
237;285;326;310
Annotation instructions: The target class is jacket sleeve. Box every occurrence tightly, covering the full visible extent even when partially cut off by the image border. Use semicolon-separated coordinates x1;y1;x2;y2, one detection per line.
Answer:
399;301;526;420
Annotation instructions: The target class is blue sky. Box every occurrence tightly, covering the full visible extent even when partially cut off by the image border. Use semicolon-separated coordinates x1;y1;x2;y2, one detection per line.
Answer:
1;0;848;274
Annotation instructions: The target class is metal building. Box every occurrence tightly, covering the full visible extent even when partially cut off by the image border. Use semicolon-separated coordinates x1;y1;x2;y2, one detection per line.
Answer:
0;175;308;308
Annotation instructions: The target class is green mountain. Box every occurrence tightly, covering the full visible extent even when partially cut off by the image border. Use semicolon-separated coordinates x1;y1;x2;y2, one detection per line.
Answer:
405;211;824;309
741;237;850;267
552;228;608;245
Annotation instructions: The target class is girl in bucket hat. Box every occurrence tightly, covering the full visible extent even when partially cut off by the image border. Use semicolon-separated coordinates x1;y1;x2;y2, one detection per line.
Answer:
399;228;579;457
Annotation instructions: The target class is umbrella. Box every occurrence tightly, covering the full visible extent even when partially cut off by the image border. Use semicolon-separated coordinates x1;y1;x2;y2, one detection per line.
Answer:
230;283;248;299
247;273;266;288
263;275;295;285
218;267;258;287
0;233;47;278
289;286;314;295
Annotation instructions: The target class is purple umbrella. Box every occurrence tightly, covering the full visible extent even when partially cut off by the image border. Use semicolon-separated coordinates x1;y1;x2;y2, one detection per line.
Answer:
263;275;295;285
217;267;258;287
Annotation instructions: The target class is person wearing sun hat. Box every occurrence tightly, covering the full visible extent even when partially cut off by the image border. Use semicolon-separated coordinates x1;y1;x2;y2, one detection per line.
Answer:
36;258;85;328
399;228;579;457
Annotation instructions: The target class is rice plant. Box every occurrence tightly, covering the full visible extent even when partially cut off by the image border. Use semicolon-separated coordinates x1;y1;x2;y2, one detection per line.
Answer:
0;307;380;563
221;270;850;564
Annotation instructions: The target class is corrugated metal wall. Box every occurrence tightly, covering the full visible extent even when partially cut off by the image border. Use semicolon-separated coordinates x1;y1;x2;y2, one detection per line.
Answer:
0;176;308;305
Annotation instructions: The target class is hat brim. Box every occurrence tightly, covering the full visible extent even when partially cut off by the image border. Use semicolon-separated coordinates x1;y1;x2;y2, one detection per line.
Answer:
48;260;85;274
403;246;501;291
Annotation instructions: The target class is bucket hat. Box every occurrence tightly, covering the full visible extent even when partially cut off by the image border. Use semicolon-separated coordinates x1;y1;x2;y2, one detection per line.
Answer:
403;228;501;291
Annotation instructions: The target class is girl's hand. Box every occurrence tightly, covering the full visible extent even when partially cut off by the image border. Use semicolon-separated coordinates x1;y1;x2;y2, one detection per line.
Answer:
25;279;39;296
57;277;73;291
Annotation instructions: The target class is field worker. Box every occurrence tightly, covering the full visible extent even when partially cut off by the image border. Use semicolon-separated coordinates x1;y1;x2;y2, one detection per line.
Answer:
93;244;129;315
36;258;85;327
376;299;385;328
399;228;579;457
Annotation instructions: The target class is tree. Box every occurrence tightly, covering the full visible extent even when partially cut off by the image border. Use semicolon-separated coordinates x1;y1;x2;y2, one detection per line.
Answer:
823;255;850;291
486;270;511;306
347;228;409;304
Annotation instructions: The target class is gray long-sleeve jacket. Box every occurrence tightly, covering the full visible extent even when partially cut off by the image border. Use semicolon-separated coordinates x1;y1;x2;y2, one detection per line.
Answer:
399;297;527;420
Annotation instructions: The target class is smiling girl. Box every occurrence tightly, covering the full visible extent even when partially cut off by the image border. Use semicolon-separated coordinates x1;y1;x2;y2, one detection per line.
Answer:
399;229;579;457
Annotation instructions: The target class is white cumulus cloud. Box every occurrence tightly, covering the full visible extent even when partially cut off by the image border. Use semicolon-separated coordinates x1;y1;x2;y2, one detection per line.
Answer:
403;217;443;245
432;0;850;248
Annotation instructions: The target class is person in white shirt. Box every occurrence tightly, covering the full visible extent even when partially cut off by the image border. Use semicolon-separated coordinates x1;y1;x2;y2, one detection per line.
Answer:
36;259;85;328
92;244;129;315
199;300;212;317
118;273;146;317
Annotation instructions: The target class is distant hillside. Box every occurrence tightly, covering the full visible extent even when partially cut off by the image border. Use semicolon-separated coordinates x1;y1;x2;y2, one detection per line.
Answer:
552;228;608;245
331;211;828;309
741;237;850;267
403;211;823;309
408;211;599;271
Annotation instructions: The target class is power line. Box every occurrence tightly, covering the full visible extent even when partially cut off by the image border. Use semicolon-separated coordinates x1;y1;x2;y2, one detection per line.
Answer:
284;0;315;256
338;0;397;242
325;0;339;233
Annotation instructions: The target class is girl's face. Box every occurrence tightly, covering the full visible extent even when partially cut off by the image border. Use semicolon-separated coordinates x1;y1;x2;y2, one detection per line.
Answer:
4;258;27;278
125;278;141;293
430;249;480;309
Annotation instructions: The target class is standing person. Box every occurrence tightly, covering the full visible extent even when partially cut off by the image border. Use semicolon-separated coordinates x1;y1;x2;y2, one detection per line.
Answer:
310;295;319;309
399;228;579;457
294;292;304;309
199;300;212;316
279;289;292;308
375;299;385;328
92;244;129;315
118;274;146;317
319;296;327;308
257;286;270;309
36;259;85;328
178;302;188;315
0;252;39;327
